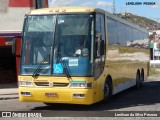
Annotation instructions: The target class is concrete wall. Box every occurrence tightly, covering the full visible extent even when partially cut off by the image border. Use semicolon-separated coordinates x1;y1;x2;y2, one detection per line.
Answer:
0;0;48;32
0;7;30;32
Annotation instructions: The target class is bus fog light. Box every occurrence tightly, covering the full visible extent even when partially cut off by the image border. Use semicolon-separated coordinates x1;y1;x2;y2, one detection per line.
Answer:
21;92;32;96
73;93;85;98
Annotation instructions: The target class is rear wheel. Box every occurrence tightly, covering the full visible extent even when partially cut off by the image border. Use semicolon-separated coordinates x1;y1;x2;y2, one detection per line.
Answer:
135;70;141;88
140;69;144;86
103;79;112;102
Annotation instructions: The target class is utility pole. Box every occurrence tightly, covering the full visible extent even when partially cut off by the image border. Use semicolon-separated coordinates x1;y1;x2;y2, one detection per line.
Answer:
113;0;116;14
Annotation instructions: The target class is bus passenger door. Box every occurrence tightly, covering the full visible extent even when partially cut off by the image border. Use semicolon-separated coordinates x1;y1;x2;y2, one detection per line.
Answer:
94;14;106;80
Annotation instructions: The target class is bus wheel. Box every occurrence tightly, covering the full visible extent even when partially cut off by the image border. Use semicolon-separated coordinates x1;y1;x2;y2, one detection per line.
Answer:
103;79;112;103
136;70;141;88
140;69;144;86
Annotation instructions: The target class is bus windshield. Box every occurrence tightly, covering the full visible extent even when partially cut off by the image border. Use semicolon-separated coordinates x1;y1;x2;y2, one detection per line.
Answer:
21;14;94;76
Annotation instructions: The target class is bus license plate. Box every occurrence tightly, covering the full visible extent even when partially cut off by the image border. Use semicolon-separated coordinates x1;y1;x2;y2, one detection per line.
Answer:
45;93;58;97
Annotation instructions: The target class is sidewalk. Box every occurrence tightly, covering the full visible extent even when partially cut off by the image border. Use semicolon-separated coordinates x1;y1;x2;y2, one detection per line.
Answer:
0;83;18;100
147;76;160;81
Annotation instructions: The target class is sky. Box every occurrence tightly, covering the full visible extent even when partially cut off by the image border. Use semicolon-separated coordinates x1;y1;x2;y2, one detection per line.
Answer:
48;0;160;22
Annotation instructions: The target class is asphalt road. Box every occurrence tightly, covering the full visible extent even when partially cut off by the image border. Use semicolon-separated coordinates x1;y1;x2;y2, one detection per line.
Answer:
0;76;160;119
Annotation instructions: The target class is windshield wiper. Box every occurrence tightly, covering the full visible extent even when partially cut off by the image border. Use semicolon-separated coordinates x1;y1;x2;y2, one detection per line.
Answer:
32;54;50;77
56;44;71;79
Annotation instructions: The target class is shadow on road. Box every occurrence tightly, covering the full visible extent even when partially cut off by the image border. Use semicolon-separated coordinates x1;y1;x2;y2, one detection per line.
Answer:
0;82;18;89
31;80;160;111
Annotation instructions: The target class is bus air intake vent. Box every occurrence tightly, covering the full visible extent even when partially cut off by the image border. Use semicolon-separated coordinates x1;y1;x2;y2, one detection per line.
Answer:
34;82;69;87
34;82;49;86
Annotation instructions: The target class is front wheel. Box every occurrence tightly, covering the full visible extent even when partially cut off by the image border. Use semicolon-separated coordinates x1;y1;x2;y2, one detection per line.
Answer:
103;80;112;103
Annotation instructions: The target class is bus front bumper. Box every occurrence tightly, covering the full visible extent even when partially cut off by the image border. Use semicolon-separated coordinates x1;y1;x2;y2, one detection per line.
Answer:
18;87;94;105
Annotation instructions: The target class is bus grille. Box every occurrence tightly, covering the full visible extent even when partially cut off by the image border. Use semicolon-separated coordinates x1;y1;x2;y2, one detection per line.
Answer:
34;82;69;87
34;82;49;86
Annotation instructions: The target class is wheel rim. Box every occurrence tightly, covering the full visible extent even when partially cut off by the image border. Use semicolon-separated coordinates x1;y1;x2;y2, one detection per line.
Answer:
104;83;110;97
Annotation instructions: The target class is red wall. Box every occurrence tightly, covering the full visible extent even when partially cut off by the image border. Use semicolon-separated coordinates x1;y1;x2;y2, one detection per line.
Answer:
9;0;33;7
9;0;48;8
0;37;5;46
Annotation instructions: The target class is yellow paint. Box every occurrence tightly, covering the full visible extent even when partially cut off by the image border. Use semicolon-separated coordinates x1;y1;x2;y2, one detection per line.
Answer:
27;6;100;15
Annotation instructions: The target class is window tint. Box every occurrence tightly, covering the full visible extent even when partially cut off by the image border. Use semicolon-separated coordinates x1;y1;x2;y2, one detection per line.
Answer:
133;29;139;41
107;18;118;45
107;17;148;48
101;15;105;41
96;14;101;34
118;22;126;44
27;16;55;32
126;26;133;41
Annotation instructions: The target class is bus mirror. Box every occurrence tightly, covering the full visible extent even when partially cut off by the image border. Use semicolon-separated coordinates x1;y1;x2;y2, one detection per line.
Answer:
12;38;16;55
95;40;100;58
95;32;103;58
12;36;22;57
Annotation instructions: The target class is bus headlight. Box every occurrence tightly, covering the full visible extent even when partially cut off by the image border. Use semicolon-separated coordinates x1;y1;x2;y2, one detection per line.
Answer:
70;82;92;88
19;81;33;87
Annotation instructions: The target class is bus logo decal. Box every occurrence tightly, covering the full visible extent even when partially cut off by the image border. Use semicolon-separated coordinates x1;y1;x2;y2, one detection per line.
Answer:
53;64;63;73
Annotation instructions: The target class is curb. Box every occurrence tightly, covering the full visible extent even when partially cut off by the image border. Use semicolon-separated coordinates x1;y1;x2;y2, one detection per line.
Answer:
0;83;18;89
0;83;18;100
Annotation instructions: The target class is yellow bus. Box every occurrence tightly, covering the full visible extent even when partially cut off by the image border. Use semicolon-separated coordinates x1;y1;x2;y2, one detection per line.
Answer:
18;6;149;105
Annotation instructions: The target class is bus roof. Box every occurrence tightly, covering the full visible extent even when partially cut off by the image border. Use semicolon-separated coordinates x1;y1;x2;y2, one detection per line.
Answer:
27;6;103;15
